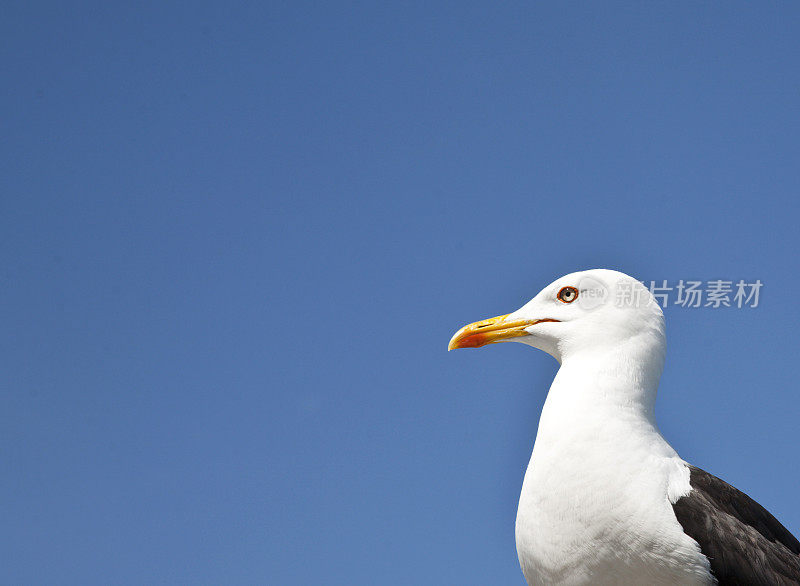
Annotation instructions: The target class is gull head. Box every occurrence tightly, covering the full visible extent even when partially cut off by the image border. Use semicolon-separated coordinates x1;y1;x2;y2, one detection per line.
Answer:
448;269;664;362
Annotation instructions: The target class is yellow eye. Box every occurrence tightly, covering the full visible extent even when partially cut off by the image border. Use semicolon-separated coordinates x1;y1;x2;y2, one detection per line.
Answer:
557;286;579;304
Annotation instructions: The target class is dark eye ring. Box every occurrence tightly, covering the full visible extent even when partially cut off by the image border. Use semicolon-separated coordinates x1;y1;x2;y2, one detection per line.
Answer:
557;286;579;304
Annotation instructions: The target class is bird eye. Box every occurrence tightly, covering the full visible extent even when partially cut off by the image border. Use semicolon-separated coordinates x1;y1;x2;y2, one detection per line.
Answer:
557;286;578;303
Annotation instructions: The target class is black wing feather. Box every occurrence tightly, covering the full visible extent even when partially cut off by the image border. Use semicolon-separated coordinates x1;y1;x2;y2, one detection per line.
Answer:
672;465;800;585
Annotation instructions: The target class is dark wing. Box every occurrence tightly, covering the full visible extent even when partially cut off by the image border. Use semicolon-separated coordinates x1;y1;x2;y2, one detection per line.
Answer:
672;465;800;585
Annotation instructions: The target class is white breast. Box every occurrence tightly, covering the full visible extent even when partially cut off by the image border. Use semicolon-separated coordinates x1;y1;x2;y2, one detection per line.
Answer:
514;364;713;585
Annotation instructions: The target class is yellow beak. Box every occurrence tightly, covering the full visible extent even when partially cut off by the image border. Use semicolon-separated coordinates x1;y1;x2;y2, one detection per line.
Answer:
448;314;559;350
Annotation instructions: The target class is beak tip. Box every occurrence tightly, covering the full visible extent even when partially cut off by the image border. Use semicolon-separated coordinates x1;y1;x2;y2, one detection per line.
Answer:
447;332;460;351
448;336;477;351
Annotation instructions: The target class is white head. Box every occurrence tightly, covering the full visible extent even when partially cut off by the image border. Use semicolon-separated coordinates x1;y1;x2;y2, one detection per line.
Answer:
449;269;665;364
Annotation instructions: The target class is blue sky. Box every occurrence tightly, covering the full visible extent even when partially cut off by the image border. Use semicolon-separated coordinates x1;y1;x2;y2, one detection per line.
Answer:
3;2;800;584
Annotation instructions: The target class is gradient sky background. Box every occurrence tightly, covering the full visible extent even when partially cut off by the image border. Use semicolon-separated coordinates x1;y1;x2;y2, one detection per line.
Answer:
3;3;800;584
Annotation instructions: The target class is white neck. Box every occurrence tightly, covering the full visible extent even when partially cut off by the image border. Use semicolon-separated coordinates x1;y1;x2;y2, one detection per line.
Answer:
535;332;667;450
566;333;662;410
515;332;712;585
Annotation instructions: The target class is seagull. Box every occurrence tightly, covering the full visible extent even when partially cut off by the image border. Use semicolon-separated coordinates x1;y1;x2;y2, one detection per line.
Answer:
448;269;800;585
